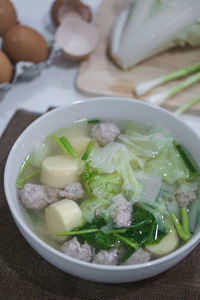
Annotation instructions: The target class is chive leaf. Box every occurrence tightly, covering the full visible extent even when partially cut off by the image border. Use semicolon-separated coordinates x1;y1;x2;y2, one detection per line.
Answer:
18;155;31;178
59;136;78;158
82;140;95;160
16;169;40;189
50;134;69;155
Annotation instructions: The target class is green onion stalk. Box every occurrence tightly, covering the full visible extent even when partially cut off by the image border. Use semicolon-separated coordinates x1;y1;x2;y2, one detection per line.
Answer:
175;94;200;115
135;62;200;96
146;71;200;106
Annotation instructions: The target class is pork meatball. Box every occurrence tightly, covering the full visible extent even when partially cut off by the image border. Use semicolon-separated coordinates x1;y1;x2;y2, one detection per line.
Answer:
58;183;84;201
122;248;151;265
92;249;118;265
19;183;58;210
61;237;92;262
112;194;132;228
91;122;120;146
176;191;196;207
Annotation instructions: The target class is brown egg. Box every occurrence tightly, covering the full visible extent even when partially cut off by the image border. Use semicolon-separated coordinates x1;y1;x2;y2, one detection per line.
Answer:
51;0;91;26
0;0;17;36
0;49;13;83
3;25;48;63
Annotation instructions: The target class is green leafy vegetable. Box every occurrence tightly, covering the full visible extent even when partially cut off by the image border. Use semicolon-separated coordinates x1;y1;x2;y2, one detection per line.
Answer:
114;233;138;249
111;0;200;69
176;144;199;173
89;142;143;200
119;247;136;264
144;142;190;184
88;120;100;124
57;207;167;260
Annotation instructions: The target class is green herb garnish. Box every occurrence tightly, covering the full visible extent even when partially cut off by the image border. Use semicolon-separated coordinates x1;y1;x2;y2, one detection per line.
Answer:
50;134;69;155
18;155;31;178
16;169;40;189
88;120;100;124
82;140;95;160
60;136;78;158
56;207;167;262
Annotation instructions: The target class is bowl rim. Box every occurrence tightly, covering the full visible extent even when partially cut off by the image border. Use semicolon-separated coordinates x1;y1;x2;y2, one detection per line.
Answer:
4;96;200;271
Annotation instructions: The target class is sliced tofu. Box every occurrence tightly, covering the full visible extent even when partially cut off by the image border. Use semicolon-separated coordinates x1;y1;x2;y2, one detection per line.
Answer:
45;199;83;241
145;225;179;257
40;154;80;188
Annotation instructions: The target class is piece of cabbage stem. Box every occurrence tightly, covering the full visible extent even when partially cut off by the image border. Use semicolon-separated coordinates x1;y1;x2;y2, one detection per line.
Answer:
135;62;200;96
175;94;200;115
146;72;200;106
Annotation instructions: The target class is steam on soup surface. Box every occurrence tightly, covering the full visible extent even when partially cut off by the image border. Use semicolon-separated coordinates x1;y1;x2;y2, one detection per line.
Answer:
16;120;200;265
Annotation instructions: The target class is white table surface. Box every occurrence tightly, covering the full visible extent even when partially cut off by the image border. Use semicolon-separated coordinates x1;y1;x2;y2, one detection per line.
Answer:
1;0;200;137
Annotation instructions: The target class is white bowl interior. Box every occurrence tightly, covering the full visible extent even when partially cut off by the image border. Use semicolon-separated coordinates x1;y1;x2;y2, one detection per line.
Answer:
4;97;200;282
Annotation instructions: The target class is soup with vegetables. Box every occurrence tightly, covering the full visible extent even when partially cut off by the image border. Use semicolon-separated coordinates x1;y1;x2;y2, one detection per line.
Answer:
16;120;200;265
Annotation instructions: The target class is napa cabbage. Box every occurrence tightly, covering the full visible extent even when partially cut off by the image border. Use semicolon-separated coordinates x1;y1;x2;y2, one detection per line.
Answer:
88;142;143;201
111;0;200;69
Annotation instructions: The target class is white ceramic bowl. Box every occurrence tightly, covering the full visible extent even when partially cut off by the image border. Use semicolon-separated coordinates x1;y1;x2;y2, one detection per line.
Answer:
4;97;200;283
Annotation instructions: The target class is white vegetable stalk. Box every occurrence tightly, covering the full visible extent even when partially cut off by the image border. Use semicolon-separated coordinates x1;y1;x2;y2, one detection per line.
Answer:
175;94;200;115
146;72;200;106
111;0;200;69
135;62;200;96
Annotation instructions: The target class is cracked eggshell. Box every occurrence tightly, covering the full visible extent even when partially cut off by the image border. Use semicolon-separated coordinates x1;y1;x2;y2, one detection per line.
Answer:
0;0;17;36
55;15;98;60
51;0;91;26
3;25;49;63
0;49;13;83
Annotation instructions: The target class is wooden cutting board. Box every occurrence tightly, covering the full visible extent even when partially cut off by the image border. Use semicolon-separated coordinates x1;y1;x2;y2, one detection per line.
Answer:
76;0;200;114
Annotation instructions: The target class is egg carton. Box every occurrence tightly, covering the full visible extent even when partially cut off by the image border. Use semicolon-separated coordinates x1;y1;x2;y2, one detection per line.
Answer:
0;43;61;100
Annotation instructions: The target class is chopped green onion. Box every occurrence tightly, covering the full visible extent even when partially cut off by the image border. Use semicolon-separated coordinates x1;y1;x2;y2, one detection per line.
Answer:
147;72;200;106
50;134;69;155
18;155;31;178
88;120;100;124
175;94;200;115
114;233;138;249
82;140;95;160
59;136;78;158
180;207;191;237
16;169;40;189
176;144;196;173
170;212;191;241
135;62;200;96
